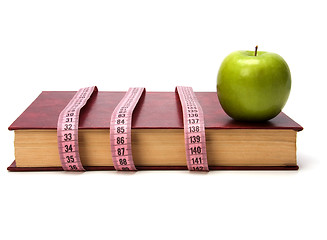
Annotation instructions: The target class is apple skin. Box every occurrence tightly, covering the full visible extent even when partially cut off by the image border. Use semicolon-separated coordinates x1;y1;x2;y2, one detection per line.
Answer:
217;50;291;121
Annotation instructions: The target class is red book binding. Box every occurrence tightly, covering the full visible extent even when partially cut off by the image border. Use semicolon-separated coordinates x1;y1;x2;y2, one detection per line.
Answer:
8;90;303;171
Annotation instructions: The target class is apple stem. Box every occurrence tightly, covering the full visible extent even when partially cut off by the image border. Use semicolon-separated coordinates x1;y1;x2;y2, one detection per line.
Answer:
255;45;258;56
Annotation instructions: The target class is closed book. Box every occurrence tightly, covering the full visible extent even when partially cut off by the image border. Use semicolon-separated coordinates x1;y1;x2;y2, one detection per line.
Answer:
8;90;303;171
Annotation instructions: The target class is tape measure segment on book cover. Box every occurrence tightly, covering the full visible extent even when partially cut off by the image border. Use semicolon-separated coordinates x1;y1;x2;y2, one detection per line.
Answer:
176;86;209;171
110;87;145;171
57;86;98;171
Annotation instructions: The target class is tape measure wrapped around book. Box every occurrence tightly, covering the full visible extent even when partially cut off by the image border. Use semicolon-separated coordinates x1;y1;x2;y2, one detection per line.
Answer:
176;86;209;171
56;86;207;171
110;87;145;171
57;86;98;171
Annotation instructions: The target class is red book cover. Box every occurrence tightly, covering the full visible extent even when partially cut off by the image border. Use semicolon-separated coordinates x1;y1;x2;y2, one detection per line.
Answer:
8;90;303;131
8;90;303;171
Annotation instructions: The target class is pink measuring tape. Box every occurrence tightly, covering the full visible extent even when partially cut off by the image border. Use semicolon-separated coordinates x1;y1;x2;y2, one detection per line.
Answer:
176;86;209;171
110;87;145;171
57;86;206;171
57;86;98;171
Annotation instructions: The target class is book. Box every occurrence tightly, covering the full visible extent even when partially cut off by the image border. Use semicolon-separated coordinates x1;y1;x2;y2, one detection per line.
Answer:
8;90;303;171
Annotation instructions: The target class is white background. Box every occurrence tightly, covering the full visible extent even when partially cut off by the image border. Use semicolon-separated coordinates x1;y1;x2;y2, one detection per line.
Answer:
0;1;326;239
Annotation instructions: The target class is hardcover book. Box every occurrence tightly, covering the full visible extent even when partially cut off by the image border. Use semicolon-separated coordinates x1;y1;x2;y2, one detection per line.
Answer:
8;90;303;171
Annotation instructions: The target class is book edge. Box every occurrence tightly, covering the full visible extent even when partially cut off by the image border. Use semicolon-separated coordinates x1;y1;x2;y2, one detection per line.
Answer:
7;160;299;171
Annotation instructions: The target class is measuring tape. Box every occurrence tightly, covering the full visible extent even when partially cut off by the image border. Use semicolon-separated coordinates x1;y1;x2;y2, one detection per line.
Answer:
57;86;98;171
57;86;206;171
110;87;145;171
176;86;209;171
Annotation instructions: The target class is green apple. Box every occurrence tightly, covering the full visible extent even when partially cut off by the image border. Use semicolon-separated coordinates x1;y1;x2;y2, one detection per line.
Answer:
217;47;291;121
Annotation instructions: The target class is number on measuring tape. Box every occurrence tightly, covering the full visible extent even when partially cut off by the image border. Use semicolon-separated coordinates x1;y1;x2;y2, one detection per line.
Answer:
57;86;98;171
176;86;209;171
110;87;145;171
